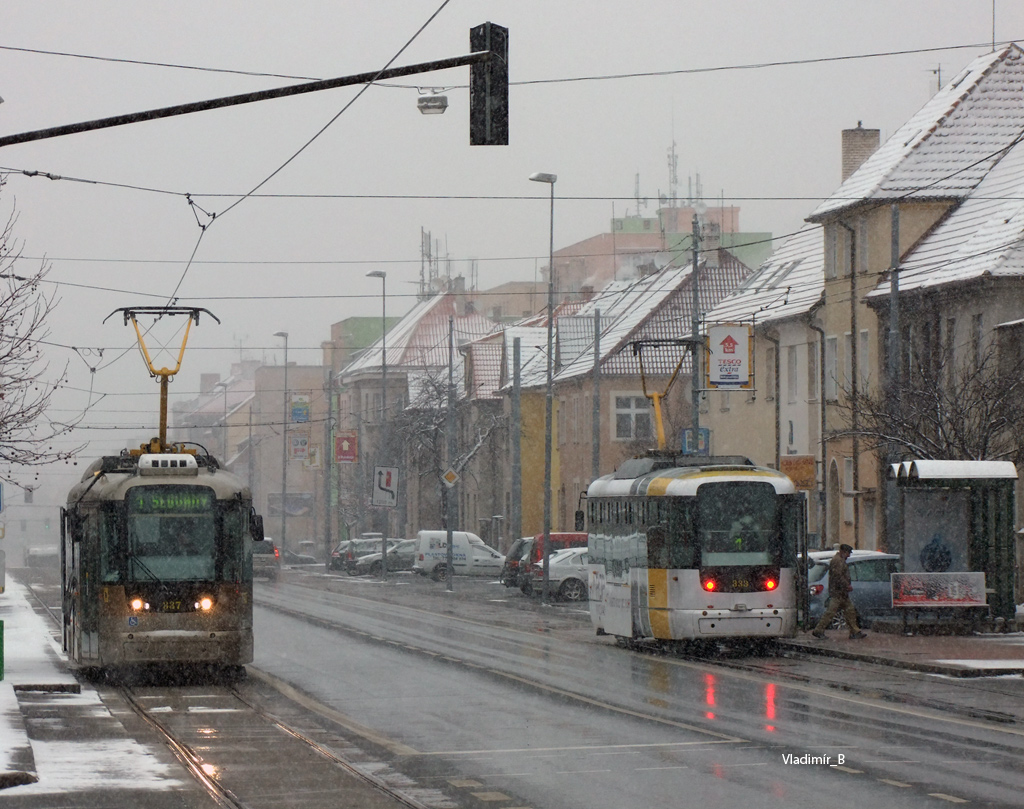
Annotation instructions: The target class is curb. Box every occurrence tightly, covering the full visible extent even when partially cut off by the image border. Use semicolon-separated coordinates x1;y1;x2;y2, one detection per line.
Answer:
777;639;1021;678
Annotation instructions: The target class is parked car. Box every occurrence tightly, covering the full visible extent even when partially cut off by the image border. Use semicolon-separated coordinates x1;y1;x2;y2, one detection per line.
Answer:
500;537;534;588
807;549;902;628
251;539;280;581
523;546;590;601
520;532;588;594
351;538;418;576
412;530;505;581
282;548;319;565
328;536;398;573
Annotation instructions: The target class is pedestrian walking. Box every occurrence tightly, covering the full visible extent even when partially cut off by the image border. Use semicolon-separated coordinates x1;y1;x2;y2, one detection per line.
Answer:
811;544;868;639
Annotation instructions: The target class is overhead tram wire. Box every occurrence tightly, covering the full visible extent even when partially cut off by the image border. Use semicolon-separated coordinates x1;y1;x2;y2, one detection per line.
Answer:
2;38;1016;89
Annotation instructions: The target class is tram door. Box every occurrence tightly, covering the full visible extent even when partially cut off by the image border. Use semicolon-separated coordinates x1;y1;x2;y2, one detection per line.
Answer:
60;507;80;658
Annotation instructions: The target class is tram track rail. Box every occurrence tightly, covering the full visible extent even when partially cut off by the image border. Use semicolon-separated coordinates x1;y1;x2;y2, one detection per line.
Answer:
23;574;433;809
117;680;433;809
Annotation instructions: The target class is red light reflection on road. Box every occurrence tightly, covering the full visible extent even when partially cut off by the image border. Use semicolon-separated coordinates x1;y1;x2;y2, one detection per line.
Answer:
704;672;716;719
765;682;776;732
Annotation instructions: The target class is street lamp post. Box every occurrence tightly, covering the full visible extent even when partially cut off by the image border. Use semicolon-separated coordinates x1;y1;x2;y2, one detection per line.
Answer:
274;331;289;553
214;381;229;464
366;270;388;579
530;171;557;604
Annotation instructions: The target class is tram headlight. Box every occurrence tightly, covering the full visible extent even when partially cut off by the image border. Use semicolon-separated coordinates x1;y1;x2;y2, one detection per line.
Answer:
195;596;214;612
129;597;149;611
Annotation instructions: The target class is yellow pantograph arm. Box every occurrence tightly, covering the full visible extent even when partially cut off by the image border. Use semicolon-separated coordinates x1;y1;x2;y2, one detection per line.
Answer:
129;314;195;378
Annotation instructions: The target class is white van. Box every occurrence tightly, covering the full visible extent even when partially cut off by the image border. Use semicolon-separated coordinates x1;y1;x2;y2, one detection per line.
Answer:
412;530;505;581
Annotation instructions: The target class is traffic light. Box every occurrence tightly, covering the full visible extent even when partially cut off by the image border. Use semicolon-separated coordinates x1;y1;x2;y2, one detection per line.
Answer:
469;22;508;146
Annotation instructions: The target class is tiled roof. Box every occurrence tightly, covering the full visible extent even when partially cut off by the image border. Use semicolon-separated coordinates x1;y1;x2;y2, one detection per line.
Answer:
462;337;504;401
340;293;500;378
704;227;824;324
516;258;750;388
809;44;1024;221
868;132;1024;297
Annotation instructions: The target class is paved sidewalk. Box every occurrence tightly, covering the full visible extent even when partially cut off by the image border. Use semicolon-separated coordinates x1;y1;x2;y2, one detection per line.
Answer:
780;625;1024;676
1;578;195;804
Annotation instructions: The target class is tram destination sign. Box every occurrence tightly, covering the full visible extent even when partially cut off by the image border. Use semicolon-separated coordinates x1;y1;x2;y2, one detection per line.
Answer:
128;487;214;514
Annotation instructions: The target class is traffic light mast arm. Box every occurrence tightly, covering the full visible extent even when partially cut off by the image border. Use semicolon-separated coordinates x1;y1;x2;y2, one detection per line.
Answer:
0;48;497;149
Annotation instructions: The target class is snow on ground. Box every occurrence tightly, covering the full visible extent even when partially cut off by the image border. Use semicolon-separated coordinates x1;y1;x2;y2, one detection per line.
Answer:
1;579;184;794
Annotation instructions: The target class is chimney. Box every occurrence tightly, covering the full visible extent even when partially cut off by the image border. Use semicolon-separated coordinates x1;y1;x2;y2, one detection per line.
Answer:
842;122;880;182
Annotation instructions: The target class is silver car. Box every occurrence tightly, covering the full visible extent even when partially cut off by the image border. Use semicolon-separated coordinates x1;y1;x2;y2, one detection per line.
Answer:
808;549;901;628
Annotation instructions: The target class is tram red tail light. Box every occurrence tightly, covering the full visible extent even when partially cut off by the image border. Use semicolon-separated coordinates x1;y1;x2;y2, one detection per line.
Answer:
809;584;824;596
764;579;777;590
702;578;717;592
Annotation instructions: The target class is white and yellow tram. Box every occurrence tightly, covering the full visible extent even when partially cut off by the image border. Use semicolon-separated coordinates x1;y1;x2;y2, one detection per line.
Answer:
585;454;806;646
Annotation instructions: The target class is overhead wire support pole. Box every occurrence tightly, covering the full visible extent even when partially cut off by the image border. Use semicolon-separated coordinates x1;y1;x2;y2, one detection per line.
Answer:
0;51;494;149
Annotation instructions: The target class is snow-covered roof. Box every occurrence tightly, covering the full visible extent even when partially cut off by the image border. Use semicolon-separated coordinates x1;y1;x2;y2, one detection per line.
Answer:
341;293;499;378
810;45;1024;221
516;259;750;388
704;227;824;324
889;459;1018;480
868;131;1024;298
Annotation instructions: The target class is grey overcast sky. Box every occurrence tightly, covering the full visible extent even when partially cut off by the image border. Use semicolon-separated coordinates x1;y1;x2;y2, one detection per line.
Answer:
2;0;1024;484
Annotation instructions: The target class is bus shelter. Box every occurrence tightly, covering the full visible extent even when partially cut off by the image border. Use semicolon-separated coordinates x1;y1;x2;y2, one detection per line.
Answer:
889;460;1017;623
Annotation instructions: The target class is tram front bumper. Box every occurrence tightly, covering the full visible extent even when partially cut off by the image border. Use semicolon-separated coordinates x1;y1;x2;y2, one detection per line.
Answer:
695;608;794;637
118;629;252;665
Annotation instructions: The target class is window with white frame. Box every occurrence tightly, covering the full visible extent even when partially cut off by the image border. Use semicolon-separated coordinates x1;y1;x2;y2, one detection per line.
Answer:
843;456;855;524
859;329;869;389
825;336;838;400
787;345;798;403
825;226;838;280
614;395;653;441
807;340;818;401
843;332;853;390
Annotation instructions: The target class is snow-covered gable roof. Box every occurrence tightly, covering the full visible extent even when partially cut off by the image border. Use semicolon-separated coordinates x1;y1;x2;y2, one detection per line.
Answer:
809;45;1024;221
516;259;750;388
705;227;824;324
341;292;499;378
498;326;548;389
868;131;1024;298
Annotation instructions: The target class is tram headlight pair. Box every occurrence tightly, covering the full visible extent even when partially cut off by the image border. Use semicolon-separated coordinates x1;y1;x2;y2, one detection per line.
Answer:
129;597;150;611
195;596;214;612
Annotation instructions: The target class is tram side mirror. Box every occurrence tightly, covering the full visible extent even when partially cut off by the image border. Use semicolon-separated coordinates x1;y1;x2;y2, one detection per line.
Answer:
574;510;585;531
250;513;265;543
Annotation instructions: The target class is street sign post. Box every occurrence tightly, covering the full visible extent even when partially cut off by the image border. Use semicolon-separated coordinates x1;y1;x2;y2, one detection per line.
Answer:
372;466;399;508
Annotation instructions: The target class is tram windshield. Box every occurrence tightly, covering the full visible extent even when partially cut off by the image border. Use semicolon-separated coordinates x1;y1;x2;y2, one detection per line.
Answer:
696;481;779;567
123;485;218;581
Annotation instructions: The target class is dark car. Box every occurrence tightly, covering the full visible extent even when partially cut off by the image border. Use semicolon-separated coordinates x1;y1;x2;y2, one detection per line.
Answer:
500;537;533;588
251;539;280;581
351;539;418;576
808;549;901;628
328;536;398;573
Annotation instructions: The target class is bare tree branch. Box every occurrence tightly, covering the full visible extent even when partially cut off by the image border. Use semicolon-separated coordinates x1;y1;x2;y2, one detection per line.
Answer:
831;344;1024;464
0;186;84;486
